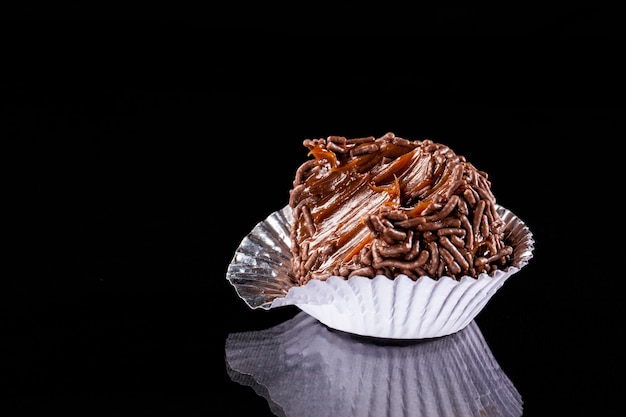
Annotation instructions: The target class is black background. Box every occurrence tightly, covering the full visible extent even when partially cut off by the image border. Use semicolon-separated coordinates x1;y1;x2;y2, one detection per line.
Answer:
3;6;625;417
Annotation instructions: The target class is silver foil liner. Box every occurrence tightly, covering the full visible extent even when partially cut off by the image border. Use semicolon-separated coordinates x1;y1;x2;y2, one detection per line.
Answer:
227;205;534;339
225;311;523;417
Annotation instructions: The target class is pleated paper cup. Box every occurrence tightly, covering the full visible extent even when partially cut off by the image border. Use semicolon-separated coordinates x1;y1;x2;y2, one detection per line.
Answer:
227;204;534;339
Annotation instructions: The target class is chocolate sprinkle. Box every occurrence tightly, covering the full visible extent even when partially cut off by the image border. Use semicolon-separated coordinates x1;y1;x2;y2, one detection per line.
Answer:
289;132;513;285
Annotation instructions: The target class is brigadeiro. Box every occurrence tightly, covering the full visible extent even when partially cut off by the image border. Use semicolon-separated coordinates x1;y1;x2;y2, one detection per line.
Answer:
227;132;534;339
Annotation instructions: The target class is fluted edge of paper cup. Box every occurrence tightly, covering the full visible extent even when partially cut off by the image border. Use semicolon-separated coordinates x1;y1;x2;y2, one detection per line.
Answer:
226;205;295;310
227;204;534;339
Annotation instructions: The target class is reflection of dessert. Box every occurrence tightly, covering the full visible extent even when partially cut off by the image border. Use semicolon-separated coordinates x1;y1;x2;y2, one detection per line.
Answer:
225;312;523;417
289;132;513;285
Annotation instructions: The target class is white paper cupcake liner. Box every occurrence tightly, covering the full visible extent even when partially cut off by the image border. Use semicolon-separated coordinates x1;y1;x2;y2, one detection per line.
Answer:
225;311;523;417
227;204;534;339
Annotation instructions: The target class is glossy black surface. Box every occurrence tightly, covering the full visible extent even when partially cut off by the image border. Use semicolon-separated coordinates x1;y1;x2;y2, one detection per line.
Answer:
3;10;624;416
